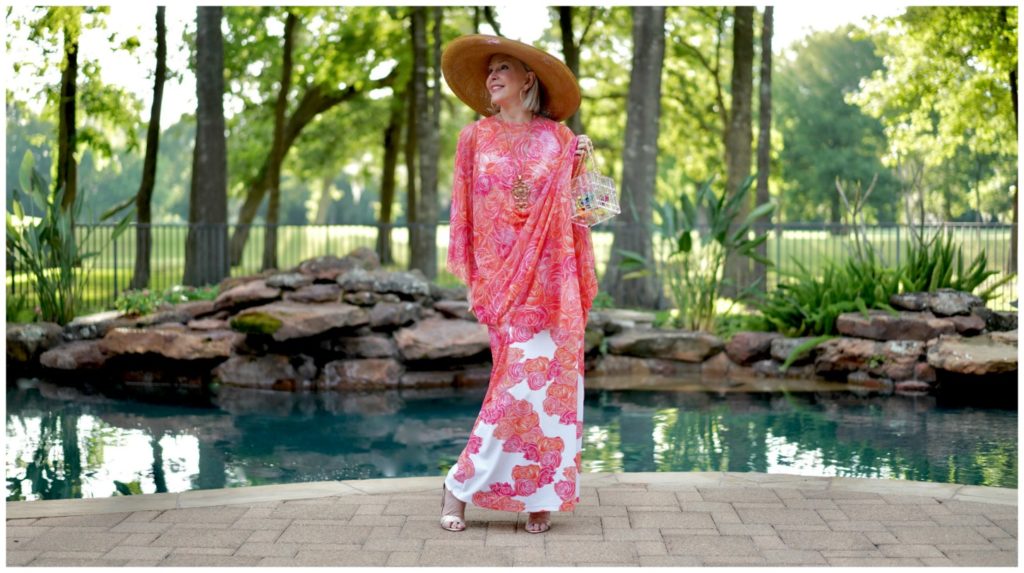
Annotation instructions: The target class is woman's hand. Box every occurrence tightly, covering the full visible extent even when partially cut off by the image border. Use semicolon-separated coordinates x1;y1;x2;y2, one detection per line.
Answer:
466;286;475;316
575;135;593;157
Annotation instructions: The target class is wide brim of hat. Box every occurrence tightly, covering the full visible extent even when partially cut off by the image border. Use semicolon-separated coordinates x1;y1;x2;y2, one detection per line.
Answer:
441;34;581;123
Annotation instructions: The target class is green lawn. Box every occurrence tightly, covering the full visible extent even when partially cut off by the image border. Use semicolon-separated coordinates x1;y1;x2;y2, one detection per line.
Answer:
6;224;1016;316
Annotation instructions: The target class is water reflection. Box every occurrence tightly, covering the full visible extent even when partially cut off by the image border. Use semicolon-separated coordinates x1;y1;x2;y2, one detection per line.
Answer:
5;379;1017;501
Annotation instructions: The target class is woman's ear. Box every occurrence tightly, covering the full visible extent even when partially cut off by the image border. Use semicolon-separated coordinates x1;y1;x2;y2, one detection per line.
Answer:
525;71;536;91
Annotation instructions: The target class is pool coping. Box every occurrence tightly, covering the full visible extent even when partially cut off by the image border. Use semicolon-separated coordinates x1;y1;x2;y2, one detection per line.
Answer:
6;471;1017;520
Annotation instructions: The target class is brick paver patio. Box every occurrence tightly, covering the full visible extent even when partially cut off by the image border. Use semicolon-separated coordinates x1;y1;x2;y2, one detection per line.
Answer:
5;472;1017;566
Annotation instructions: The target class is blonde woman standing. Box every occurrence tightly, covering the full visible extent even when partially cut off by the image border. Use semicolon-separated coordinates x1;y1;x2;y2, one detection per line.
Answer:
439;35;598;534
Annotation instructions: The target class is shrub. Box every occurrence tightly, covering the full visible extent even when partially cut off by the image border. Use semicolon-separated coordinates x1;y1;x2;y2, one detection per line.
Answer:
902;227;1014;300
6;151;129;325
619;175;775;331
114;284;219;317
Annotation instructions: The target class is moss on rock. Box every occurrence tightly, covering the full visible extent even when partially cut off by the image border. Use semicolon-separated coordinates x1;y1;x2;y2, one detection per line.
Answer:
230;313;283;335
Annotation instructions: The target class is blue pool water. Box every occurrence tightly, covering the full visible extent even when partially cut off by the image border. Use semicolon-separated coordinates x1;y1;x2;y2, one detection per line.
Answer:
5;378;1017;501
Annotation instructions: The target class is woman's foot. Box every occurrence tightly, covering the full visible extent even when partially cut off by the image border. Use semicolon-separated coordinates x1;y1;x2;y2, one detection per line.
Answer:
525;511;550;534
440;484;467;532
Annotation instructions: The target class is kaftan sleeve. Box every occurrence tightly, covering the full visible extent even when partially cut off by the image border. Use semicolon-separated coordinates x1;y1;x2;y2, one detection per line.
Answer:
446;124;476;285
566;130;599;314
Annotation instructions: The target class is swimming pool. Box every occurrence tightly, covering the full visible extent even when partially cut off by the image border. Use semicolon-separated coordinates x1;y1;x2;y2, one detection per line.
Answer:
6;377;1017;501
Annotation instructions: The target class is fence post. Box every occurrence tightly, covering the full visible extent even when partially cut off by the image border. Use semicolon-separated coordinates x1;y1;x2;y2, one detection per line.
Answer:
112;226;119;303
895;224;900;269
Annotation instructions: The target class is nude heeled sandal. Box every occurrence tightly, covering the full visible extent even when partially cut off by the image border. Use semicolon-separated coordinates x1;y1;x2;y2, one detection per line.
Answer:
525;511;550;534
440;484;467;532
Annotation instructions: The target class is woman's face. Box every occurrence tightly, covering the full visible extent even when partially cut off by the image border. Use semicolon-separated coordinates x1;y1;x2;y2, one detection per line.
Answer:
486;54;534;110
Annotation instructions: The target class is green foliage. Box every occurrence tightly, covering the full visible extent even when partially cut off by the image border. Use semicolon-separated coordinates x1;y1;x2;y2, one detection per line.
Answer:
902;228;1015;300
712;311;770;341
6;151;130;325
851;7;1017;222
780;334;835;371
113;284;218;317
774;26;899;223
757;250;901;337
591;291;615;310
620;174;775;331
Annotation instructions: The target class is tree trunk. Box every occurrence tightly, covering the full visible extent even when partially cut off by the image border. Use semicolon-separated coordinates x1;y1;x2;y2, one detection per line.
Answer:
721;6;755;300
131;6;167;291
409;7;439;279
377;94;404;266
262;11;297;272
405;75;418;228
1002;6;1017;273
559;7;583;134
56;15;79;209
600;6;666;309
183;6;229;287
753;6;773;292
314;174;333;225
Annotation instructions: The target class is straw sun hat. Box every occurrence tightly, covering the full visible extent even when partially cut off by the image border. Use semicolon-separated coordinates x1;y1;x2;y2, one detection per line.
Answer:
441;34;581;122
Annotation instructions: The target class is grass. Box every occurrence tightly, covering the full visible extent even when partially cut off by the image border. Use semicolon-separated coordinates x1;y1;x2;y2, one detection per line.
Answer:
6;223;1017;317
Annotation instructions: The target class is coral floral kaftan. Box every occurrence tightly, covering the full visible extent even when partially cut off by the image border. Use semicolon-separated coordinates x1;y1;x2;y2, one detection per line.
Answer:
444;114;598;513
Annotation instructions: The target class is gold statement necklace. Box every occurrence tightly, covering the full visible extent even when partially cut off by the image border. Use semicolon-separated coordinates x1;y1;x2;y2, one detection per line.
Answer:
501;115;536;211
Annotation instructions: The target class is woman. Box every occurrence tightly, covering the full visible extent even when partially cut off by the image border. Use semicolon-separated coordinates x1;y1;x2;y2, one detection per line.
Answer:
438;34;599;534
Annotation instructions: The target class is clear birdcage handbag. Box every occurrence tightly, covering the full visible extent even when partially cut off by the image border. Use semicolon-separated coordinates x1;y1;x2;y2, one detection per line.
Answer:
571;147;620;227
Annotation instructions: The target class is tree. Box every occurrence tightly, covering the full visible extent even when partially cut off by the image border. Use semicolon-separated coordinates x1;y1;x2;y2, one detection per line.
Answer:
54;9;79;210
183;6;228;286
261;11;297;272
376;88;405;265
557;7;596;135
851;7;1017;266
775;28;898;224
224;8;396;266
753;6;773;291
408;7;441;279
721;6;753;300
130;6;167;290
601;6;666;308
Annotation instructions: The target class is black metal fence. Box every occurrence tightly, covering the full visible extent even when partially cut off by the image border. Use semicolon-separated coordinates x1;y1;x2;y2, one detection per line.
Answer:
6;221;1017;314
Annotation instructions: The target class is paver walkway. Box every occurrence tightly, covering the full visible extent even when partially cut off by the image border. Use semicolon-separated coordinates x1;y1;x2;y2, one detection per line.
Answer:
6;472;1017;567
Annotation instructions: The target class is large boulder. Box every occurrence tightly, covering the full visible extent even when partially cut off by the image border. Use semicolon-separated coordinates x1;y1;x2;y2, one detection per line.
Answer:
974;306;1018;332
605;328;723;362
369;301;421;329
836;310;955;341
7;322;63;363
39;340;108;370
283;284;341;304
213;280;281;312
318;358;404;388
726;332;783;365
298;248;381;282
266;272;314;290
948;313;986;335
393;317;490;361
814;338;924;381
99;328;242;360
890;289;984;316
588;309;657;334
64;310;136;340
433;300;476;321
336;269;430;300
342;292;401;306
769;336;823;366
231;301;369;341
213;354;317;390
174;300;217;320
321;334;398;358
218;270;277;292
591;354;701;377
926;333;1017;375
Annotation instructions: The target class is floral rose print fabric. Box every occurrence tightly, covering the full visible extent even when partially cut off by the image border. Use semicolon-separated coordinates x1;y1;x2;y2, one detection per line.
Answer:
443;115;598;512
